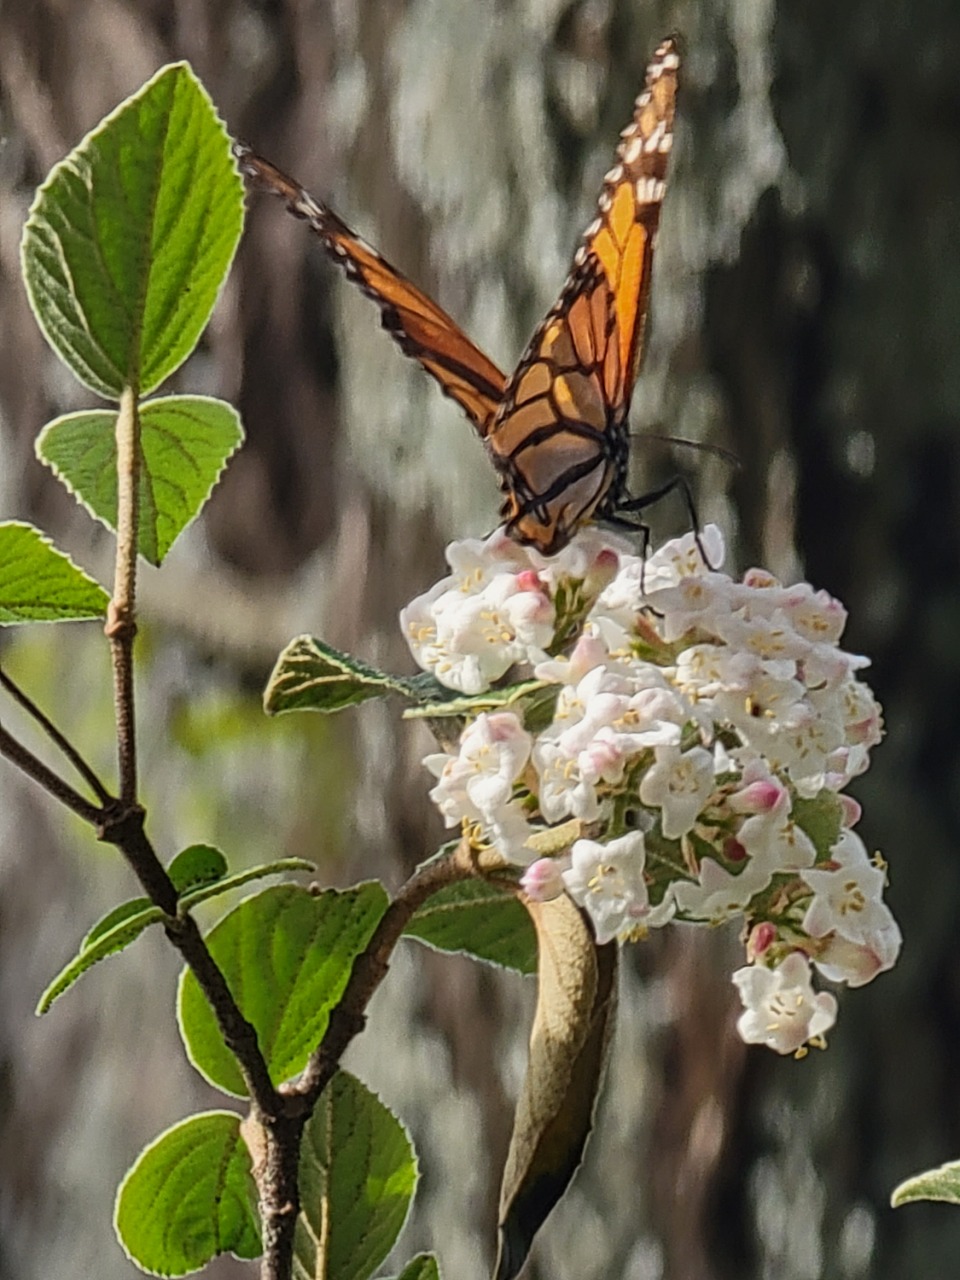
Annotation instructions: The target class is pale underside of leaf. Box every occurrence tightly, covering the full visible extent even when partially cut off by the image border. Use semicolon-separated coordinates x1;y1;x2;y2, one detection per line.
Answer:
891;1160;960;1207
495;894;618;1280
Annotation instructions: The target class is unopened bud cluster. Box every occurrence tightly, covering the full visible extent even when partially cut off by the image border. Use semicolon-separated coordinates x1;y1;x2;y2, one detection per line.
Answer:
401;525;899;1054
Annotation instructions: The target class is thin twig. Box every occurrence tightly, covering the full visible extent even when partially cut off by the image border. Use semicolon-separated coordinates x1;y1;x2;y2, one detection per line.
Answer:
0;721;104;825
107;384;140;804
95;801;282;1113
295;839;479;1106
0;664;111;804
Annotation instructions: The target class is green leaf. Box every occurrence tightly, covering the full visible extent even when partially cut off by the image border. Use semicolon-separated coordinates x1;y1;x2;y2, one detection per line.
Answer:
401;679;550;720
37;396;244;565
792;790;844;860
21;63;243;399
0;522;108;624
265;635;416;716
115;1110;260;1275
168;843;228;894
294;1072;417;1280
178;858;316;912
892;1160;960;1207
84;896;155;946
178;883;388;1097
37;902;166;1014
37;851;311;1015
405;880;537;975
389;1256;441;1280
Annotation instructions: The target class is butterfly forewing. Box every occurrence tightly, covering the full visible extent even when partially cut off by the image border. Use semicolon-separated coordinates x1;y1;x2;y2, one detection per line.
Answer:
234;145;507;433
235;35;679;557
488;36;679;554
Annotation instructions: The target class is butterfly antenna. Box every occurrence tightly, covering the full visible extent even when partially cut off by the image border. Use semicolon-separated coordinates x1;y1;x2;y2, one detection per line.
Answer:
630;428;742;471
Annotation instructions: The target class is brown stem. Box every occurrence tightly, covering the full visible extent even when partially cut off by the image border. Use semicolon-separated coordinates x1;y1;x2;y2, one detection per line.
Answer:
294;839;478;1107
257;1111;305;1280
0;722;104;824
107;384;140;804
0;664;111;803
96;802;281;1112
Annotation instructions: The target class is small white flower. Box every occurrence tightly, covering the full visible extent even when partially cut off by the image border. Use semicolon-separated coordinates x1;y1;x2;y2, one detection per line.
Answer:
533;627;609;685
426;712;531;826
486;799;541;866
830;828;872;867
779;582;848;645
732;953;838;1055
546;665;632;747
639;745;715;838
737;808;817;876
801;856;898;952
641;524;726;593
711;610;812;669
605;684;689;754
532;739;601;823
673;857;769;922
638;571;734;642
812;924;902;987
528;527;630;585
836;677;884;747
562;832;649;944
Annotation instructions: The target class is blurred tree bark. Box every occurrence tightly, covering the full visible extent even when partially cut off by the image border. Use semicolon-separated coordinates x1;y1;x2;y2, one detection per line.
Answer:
1;2;959;1279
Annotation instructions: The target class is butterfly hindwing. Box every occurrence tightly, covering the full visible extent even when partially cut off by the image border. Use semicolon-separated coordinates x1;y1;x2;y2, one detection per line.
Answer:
234;145;507;434
487;36;679;554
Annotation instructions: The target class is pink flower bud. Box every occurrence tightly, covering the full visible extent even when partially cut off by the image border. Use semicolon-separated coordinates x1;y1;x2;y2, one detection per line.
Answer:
747;921;777;959
585;548;620;594
729;778;788;814
521;857;566;902
578;735;625;784
839;795;862;827
742;568;780;590
724;836;748;863
515;569;542;592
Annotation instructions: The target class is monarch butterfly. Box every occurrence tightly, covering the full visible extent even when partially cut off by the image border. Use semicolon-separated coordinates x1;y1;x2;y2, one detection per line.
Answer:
235;36;682;556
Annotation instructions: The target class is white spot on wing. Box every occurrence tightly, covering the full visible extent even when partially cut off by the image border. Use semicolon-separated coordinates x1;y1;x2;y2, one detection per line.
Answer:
622;135;642;165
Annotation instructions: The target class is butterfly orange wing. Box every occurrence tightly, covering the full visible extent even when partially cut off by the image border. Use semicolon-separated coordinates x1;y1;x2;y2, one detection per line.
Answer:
234;145;507;434
487;37;679;554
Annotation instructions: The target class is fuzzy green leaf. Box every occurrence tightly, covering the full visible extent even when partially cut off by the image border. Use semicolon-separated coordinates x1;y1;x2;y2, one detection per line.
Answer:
177;858;316;912
892;1160;960;1207
265;635;416;716
405;880;537;975
792;791;844;860
0;522;108;624
114;1111;260;1275
401;679;550;720
178;883;388;1097
168;843;229;894
21;63;243;399
37;902;166;1014
36;396;243;565
294;1072;417;1280
37;850;312;1014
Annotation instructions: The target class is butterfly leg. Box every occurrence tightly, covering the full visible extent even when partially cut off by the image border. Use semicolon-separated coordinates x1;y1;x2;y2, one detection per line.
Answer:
612;474;716;570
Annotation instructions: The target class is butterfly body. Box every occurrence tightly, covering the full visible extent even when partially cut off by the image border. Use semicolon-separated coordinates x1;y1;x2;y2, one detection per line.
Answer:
235;37;680;556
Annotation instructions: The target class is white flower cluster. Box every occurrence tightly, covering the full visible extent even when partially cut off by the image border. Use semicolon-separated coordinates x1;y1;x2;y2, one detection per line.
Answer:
401;525;900;1055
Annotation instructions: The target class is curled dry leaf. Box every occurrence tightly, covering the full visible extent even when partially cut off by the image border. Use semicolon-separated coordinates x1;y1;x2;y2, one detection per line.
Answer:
495;893;618;1280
